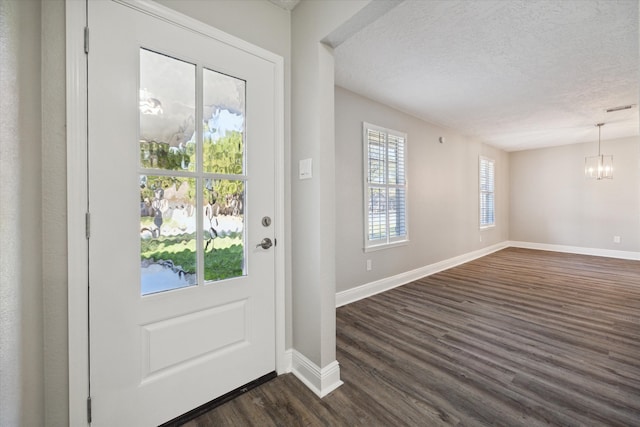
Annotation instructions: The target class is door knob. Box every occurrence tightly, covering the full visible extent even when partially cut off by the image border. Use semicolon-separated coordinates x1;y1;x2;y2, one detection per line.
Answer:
256;238;273;250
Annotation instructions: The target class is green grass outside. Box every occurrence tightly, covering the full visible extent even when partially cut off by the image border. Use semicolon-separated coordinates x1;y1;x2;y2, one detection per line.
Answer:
141;232;244;281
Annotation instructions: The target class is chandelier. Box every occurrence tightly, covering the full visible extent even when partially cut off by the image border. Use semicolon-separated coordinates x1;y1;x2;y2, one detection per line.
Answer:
585;123;613;180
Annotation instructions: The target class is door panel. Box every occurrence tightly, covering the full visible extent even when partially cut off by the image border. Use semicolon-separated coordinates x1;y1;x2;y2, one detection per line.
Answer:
88;1;276;425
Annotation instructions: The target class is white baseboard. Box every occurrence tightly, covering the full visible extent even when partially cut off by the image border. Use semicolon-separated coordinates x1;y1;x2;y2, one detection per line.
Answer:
508;241;640;261
336;242;509;307
336;240;640;309
280;348;293;374
290;350;343;398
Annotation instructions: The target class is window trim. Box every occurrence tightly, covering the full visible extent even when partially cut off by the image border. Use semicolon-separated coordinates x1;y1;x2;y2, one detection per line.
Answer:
363;122;409;252
479;156;495;229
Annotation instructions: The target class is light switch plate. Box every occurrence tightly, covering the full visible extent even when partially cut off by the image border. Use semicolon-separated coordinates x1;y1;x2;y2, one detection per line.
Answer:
299;158;312;180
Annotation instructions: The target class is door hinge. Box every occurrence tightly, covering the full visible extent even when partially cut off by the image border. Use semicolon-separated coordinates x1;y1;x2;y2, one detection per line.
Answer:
84;26;89;54
85;212;91;239
87;396;92;423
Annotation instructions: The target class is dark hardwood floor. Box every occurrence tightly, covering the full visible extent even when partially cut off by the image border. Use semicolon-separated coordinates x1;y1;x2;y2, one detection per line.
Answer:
184;248;640;426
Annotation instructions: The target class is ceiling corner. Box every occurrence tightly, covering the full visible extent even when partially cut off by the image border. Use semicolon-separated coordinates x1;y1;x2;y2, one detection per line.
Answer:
267;0;301;12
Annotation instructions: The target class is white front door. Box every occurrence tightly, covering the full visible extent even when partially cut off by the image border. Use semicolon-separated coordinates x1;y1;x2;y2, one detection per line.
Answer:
88;1;278;425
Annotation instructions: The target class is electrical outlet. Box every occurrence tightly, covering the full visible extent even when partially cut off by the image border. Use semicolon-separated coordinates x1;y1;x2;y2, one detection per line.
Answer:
366;259;372;271
613;236;621;244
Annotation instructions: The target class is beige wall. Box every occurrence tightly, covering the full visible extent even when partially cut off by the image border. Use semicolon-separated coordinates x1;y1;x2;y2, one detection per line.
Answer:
42;0;67;424
0;0;45;425
155;0;290;59
290;0;375;372
335;86;510;293
510;137;640;252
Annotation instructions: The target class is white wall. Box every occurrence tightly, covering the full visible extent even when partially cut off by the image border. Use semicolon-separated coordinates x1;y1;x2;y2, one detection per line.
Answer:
0;0;45;425
335;86;509;293
510;137;640;252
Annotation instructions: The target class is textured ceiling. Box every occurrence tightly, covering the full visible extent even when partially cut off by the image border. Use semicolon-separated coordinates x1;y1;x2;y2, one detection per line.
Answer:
334;0;639;151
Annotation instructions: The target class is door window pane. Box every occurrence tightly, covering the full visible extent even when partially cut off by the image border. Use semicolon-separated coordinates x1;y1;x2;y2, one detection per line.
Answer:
139;49;249;294
203;68;245;174
140;176;197;295
139;49;196;171
203;179;246;282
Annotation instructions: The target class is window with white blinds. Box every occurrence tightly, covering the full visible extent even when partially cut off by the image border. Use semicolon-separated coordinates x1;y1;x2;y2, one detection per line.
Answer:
363;123;408;250
479;156;495;228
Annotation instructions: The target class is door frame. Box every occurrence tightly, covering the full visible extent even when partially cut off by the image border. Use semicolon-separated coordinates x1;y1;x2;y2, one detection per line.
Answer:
66;1;286;424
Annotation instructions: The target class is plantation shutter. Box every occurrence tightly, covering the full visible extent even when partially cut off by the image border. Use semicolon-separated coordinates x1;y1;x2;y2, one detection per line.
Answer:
479;156;495;227
387;134;406;239
364;123;408;250
367;128;386;240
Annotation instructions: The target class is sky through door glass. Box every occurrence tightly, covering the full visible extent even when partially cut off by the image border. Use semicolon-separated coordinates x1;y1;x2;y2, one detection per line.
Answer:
139;49;196;171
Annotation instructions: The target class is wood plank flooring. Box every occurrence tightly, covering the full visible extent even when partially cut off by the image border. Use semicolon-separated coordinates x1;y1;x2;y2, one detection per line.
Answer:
184;248;640;426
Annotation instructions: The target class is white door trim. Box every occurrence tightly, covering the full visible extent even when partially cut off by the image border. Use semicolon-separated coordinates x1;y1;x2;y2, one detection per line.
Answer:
66;1;89;424
66;1;286;424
